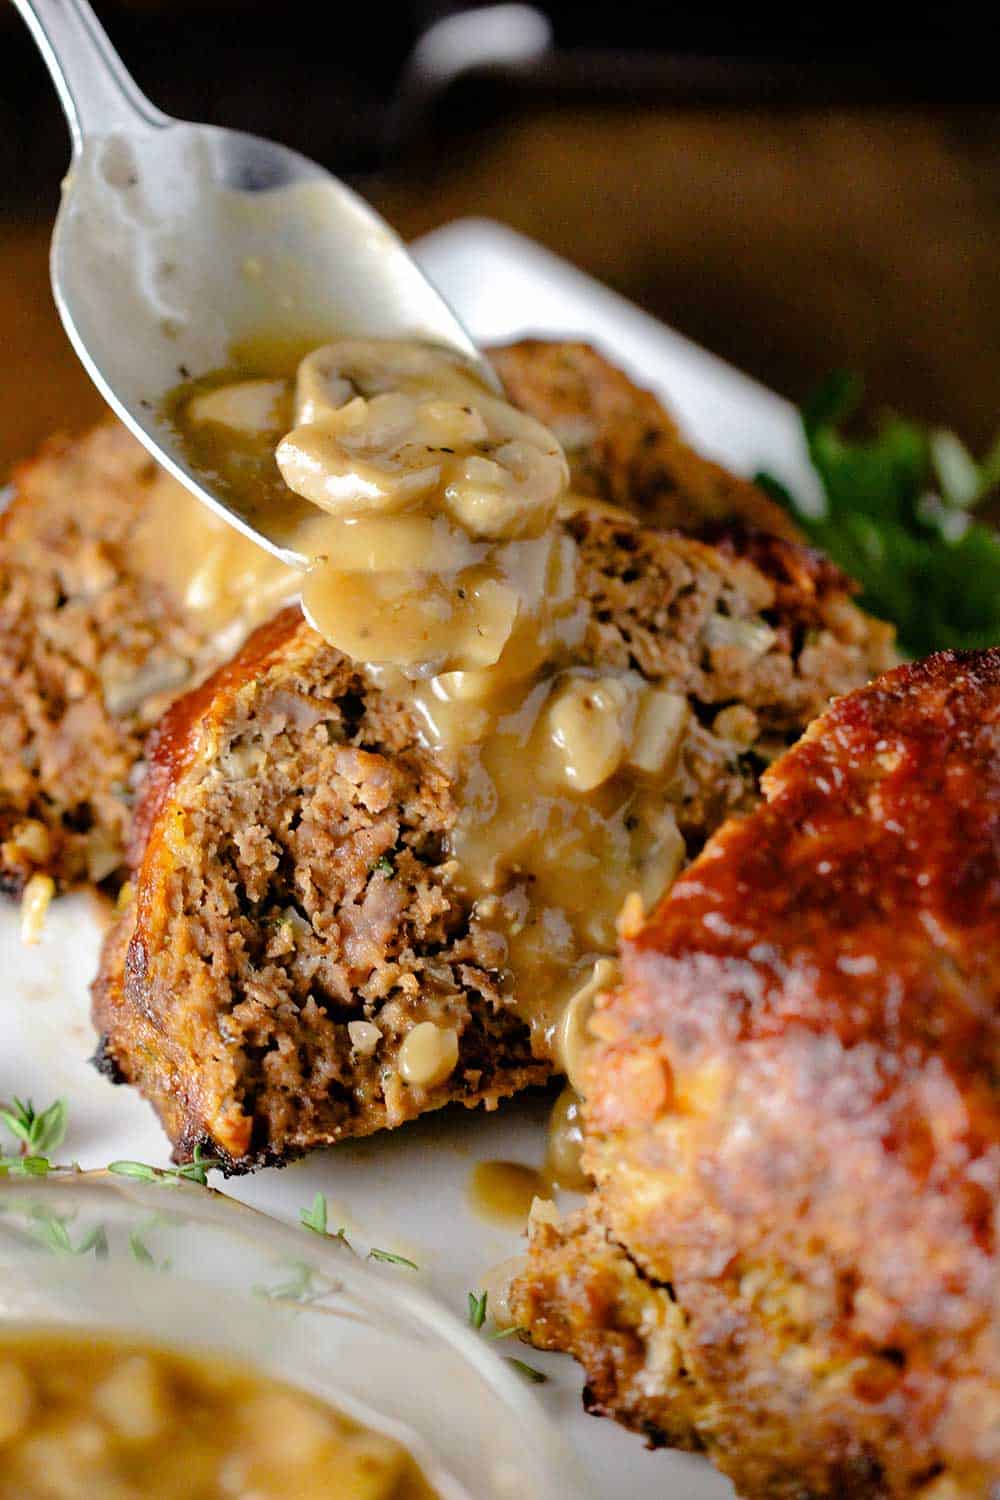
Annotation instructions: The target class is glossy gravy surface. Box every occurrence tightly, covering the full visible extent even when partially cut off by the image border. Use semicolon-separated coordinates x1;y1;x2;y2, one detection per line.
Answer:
0;1329;436;1499
167;340;686;1067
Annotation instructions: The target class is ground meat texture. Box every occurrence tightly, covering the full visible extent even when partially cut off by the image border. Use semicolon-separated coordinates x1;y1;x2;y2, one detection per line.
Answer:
1;342;803;896
92;510;892;1172
512;650;1000;1500
492;339;801;540
0;428;213;892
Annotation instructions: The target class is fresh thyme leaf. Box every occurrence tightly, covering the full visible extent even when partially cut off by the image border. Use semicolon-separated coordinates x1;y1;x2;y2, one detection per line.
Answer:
368;1248;418;1270
107;1161;162;1183
129;1232;155;1265
300;1191;328;1236
757;374;1000;658
253;1259;326;1304
76;1224;109;1259
107;1146;222;1188
506;1357;547;1384
468;1290;488;1330
0;1097;67;1157
173;1144;223;1185
0;1154;52;1177
30;1210;108;1257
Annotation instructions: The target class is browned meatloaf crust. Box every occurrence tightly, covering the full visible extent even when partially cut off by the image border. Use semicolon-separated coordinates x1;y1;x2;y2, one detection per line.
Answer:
511;649;1000;1499
0;340;799;894
91;508;891;1172
492;339;800;540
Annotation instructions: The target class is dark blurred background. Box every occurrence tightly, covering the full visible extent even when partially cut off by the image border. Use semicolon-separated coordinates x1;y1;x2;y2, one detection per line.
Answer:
1;1;997;475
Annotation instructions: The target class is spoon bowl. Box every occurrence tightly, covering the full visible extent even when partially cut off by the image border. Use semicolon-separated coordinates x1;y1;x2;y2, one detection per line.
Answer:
13;0;495;564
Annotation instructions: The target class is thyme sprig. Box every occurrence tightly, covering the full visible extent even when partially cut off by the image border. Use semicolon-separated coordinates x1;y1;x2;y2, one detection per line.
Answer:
465;1289;545;1381
0;1097;67;1158
108;1144;223;1187
298;1192;416;1267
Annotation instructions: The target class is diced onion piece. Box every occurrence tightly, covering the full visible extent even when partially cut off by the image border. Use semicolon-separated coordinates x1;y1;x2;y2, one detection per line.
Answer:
628;689;689;775
398;1021;459;1088
20;873;55;946
543;676;637;792
186;379;288;436
704;614;777;656
712;704;760;748
347;1020;382;1057
8;820;51;864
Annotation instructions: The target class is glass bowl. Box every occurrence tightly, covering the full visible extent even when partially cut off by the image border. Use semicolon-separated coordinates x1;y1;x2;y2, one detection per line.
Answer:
0;1170;589;1499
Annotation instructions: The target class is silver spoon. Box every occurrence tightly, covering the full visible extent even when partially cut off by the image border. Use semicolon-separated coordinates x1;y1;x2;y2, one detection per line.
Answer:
12;0;496;565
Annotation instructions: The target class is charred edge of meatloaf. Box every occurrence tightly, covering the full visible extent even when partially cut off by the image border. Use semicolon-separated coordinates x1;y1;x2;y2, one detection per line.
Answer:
509;1213;904;1497
509;1208;708;1456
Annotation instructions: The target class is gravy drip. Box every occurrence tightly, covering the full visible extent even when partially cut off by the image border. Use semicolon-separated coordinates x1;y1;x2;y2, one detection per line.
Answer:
167;340;687;1061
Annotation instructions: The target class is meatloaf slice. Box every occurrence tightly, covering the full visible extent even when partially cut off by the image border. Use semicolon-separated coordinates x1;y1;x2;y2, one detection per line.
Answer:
92;509;892;1171
491;339;800;539
0;341;799;895
511;649;1000;1499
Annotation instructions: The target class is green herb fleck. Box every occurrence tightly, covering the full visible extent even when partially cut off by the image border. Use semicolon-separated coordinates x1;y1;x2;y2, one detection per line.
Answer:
468;1290;488;1330
506;1357;547;1384
0;1097;67;1158
489;1324;528;1340
107;1143;222;1188
297;1193;353;1249
0;1154;52;1177
30;1210;107;1258
368;1248;418;1270
371;853;396;880
108;1160;160;1183
300;1191;328;1235
128;1231;155;1265
254;1259;326;1304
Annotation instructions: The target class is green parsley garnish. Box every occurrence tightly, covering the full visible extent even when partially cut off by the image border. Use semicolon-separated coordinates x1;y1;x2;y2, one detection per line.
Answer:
757;373;1000;658
0;1096;67;1157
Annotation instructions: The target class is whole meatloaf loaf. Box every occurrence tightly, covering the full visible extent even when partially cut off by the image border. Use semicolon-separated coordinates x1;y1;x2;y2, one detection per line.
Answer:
0;341;796;896
511;649;1000;1500
92;508;892;1171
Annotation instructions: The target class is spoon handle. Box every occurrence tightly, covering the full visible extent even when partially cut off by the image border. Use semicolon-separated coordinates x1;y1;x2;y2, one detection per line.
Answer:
11;0;168;153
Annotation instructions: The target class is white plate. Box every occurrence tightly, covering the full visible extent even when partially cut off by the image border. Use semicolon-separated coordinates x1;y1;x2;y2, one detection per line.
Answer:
0;219;820;1500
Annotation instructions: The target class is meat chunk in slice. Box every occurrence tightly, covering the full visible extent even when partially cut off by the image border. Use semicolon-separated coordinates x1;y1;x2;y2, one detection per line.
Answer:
511;649;1000;1500
92;509;890;1172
